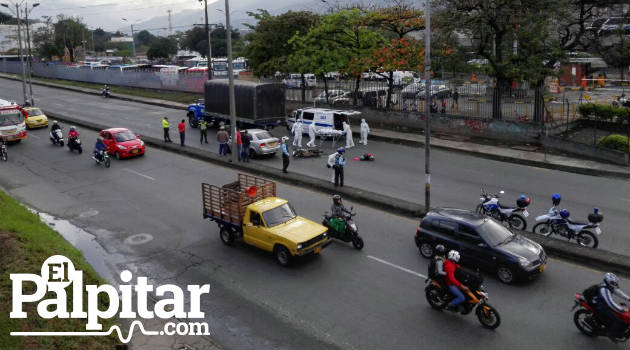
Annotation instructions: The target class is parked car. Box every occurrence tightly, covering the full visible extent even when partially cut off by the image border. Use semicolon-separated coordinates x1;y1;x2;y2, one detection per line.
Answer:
98;128;145;160
23;107;49;129
313;89;349;105
246;129;280;157
414;208;547;284
402;82;425;99
416;85;452;100
282;73;317;88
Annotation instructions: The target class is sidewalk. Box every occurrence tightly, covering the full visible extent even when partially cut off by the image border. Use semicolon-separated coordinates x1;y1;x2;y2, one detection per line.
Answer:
3;72;628;178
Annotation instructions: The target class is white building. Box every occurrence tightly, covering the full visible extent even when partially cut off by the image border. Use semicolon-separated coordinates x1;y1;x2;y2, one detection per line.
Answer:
0;23;45;54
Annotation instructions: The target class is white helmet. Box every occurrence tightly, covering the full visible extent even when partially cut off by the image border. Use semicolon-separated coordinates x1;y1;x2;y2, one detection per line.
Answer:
448;250;460;262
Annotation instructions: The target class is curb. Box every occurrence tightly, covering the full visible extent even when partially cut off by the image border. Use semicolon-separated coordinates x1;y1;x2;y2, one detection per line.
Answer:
44;110;630;278
6;74;627;180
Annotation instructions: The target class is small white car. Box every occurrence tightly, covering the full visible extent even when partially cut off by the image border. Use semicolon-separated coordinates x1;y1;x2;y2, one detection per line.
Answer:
245;129;281;157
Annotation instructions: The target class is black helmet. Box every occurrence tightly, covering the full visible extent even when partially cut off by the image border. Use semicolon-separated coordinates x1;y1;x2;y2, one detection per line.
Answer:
435;244;446;256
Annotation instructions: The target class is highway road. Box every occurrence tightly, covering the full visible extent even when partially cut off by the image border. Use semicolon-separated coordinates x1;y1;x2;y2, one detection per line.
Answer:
1;78;629;256
0;126;627;349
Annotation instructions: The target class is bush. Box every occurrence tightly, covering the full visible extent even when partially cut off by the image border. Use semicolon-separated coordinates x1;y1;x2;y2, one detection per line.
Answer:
597;134;630;152
579;103;630;123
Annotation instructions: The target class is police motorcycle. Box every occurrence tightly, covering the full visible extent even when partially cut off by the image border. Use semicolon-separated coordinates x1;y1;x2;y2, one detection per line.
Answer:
532;194;603;248
475;188;531;230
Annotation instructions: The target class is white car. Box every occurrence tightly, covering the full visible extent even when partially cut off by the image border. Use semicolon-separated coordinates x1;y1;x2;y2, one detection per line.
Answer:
246;129;281;157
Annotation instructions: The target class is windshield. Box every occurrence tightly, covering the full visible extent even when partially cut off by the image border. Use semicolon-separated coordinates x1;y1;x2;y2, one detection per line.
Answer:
262;203;297;227
214;62;228;72
254;131;273;140
0;109;24;126
28;108;44;116
114;130;137;142
477;219;514;247
233;62;246;70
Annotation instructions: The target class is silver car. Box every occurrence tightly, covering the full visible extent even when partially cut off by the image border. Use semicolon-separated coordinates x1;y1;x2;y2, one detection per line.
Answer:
246;129;281;157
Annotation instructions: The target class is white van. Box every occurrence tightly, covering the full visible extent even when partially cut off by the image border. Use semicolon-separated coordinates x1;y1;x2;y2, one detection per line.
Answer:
282;73;317;88
287;108;361;135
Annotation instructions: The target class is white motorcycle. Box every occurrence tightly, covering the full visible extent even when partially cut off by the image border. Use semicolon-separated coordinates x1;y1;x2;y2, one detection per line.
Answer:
50;128;64;147
532;207;603;248
475;188;530;230
1;140;7;161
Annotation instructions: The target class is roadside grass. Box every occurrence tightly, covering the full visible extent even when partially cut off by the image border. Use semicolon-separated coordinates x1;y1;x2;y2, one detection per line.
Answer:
27;76;201;105
0;190;119;349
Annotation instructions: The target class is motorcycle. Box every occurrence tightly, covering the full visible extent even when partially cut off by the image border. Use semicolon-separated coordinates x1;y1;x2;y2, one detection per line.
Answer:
573;292;629;342
292;147;323;158
475;188;531;230
425;277;501;329
92;149;111;168
50;128;64;147
101;88;111;98
0;140;7;161
533;207;603;248
322;207;364;250
612;94;630;108
67;136;82;154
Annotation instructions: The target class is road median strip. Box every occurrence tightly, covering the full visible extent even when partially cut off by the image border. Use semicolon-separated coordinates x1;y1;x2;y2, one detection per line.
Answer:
44;110;630;278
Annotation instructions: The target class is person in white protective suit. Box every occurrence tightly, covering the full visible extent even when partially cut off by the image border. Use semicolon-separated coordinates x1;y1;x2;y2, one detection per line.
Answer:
343;121;354;148
360;118;370;145
306;120;317;147
327;152;337;183
291;119;303;147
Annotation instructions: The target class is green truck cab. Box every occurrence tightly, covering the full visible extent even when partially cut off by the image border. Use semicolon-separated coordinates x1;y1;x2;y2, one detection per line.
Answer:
202;174;329;266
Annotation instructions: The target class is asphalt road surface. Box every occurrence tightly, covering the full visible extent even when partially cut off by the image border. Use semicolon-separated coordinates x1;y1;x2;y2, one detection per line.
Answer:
1;78;629;255
1;126;628;350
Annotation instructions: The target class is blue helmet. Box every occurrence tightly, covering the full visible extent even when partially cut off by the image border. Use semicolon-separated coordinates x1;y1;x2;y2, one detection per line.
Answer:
552;193;561;206
337;147;345;154
559;209;570;219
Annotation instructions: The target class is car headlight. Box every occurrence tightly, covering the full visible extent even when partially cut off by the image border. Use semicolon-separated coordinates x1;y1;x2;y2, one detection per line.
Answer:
519;257;533;268
117;145;127;150
297;244;303;250
350;223;357;230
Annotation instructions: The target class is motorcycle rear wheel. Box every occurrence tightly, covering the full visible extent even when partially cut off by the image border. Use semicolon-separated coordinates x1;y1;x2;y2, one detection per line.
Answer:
577;231;598;248
476;303;501;329
104;158;111;168
507;214;526;230
573;309;597;336
425;285;448;310
532;222;552;236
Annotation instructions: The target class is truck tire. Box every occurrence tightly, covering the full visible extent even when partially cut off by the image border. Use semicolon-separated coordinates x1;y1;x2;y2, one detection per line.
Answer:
274;245;291;266
188;112;198;128
219;227;235;246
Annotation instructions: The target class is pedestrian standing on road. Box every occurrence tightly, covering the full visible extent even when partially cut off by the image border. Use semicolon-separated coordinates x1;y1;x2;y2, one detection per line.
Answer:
217;126;229;156
178;119;186;146
452;89;459;111
440;98;446;114
306;121;317;147
333;147;346;187
236;129;243;161
343;121;354;148
241;130;251;162
359;118;370;146
281;136;290;173
292;119;303;147
200;118;208;144
162;117;172;143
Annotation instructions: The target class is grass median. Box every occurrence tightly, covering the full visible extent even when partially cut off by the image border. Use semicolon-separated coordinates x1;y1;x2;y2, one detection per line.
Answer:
0;190;119;349
22;75;201;105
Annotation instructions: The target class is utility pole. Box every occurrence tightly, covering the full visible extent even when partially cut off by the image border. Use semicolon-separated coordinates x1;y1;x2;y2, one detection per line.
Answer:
15;3;27;105
167;10;173;35
200;0;212;79
423;0;431;212
24;1;38;106
122;18;137;61
225;0;237;163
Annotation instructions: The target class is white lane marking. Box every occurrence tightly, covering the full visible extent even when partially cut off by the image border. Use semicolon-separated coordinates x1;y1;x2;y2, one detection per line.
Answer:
123;168;156;181
367;255;427;279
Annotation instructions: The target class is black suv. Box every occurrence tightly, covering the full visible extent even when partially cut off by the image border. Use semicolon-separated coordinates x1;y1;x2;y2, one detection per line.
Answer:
415;208;547;284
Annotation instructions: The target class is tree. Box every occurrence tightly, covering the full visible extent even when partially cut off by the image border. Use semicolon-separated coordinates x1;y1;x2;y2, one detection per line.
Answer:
595;13;630;82
365;1;425;108
92;28;110;52
32;16;62;60
244;10;320;77
181;25;240;58
136;30;157;47
53;15;88;62
147;37;177;61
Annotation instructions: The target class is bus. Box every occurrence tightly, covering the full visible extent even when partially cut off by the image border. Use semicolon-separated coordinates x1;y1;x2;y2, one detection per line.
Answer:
0;99;27;142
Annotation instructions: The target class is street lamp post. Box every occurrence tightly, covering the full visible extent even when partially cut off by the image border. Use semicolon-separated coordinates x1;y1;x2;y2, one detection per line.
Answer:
224;0;237;163
122;18;137;61
2;2;27;105
200;0;213;79
24;2;39;106
423;0;431;211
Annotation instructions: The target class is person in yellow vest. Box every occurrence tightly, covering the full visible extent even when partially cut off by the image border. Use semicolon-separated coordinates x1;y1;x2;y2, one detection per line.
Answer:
162;117;172;143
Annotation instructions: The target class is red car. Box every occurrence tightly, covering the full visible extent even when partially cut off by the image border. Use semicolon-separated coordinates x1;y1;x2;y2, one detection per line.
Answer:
98;128;145;159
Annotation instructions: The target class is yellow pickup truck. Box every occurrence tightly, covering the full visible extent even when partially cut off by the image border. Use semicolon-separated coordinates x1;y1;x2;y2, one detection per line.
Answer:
202;174;329;266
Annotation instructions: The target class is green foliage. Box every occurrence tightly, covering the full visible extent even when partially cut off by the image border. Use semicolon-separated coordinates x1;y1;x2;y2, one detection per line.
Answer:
147;37;177;60
180;25;241;58
597;134;630;152
579;103;630;122
135;30;157;47
244;10;320;76
53;15;89;62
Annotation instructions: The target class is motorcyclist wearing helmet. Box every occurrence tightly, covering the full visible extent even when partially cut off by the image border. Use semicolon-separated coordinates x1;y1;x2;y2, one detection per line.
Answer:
444;250;470;312
595;273;630;341
68;126;79;140
51;120;61;132
328;194;351;235
93;136;107;161
431;244;447;284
